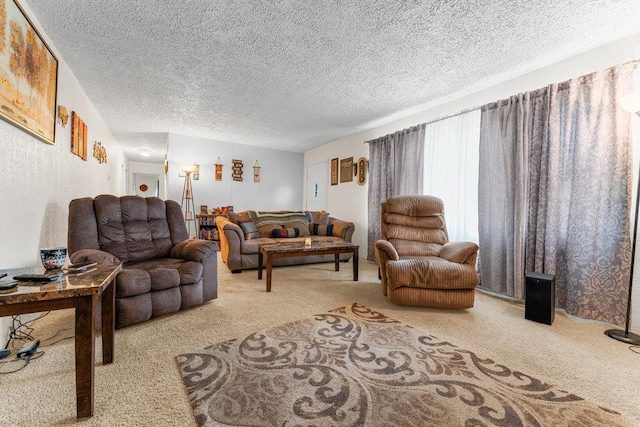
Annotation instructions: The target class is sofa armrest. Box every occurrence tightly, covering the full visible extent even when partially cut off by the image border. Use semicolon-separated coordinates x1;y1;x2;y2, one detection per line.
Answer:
70;248;119;264
170;239;218;262
215;216;244;271
329;217;355;241
375;240;399;296
439;241;479;265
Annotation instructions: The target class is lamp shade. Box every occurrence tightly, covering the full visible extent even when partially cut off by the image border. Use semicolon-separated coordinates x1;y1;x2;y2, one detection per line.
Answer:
181;164;195;173
620;91;640;114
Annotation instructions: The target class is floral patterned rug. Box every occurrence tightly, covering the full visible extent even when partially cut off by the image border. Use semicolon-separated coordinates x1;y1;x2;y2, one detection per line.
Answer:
176;303;629;426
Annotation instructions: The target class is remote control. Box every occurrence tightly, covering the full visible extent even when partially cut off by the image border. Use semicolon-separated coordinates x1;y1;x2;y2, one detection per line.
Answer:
17;340;39;359
13;274;59;282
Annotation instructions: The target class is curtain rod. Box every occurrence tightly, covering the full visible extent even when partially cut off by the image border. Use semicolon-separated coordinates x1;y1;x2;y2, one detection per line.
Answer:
364;59;639;145
363;105;481;144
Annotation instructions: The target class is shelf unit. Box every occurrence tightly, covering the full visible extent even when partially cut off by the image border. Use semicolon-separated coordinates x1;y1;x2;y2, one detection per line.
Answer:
197;214;226;246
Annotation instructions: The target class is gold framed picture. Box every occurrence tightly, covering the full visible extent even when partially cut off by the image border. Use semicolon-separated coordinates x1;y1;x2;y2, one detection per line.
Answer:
0;0;58;145
340;157;353;183
330;158;339;185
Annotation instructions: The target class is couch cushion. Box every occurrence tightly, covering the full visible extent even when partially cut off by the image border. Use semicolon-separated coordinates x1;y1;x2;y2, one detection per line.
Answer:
271;227;300;238
311;223;334;236
241;237;278;254
94;195;174;263
238;219;261;240
306;211;330;225
386;257;478;291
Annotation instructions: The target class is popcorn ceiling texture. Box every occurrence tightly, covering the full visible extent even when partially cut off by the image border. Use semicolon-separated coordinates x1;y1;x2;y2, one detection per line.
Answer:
26;0;640;154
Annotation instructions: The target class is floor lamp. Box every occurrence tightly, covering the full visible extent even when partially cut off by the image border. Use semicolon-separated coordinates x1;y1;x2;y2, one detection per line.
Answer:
605;90;640;345
180;164;197;238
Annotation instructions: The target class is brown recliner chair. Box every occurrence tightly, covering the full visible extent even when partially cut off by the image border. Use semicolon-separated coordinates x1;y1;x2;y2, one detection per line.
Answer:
375;195;479;309
68;195;218;328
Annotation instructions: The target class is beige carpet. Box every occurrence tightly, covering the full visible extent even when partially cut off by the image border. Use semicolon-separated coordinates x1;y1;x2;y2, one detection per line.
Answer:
177;303;631;426
1;255;639;426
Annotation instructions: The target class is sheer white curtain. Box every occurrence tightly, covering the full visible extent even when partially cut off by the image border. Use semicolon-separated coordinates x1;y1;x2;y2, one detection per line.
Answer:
423;109;480;243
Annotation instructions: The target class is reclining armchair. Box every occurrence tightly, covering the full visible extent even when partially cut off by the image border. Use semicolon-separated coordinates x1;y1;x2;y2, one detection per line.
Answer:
375;195;479;309
68;195;218;328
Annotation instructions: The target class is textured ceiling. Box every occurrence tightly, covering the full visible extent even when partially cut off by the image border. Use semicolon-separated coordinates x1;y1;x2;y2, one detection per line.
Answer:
25;0;640;162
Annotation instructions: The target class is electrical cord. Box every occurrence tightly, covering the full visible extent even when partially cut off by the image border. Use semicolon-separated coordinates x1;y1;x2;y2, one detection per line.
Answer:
630;345;640;354
0;350;44;374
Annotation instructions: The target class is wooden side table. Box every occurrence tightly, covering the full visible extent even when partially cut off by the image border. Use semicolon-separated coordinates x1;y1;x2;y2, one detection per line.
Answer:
0;262;122;419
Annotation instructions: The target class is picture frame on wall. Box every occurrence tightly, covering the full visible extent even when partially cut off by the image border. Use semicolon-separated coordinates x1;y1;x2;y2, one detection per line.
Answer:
340;157;354;183
0;0;58;145
330;158;339;185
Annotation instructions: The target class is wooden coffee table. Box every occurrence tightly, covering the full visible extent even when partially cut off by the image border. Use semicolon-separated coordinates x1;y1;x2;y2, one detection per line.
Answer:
0;262;122;419
257;240;358;292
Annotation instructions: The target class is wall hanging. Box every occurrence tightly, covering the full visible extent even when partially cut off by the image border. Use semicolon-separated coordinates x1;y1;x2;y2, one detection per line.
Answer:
340;157;353;183
0;0;58;145
331;158;339;185
232;159;243;181
193;162;200;180
58;105;68;127
215;157;223;181
93;141;107;164
253;160;260;182
71;111;88;160
356;157;367;186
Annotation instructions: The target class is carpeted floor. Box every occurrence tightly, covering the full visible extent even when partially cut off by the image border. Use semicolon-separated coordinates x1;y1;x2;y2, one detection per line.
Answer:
1;255;639;426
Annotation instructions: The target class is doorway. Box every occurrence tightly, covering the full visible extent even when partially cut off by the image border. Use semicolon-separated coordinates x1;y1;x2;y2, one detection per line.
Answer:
133;173;160;197
306;161;328;211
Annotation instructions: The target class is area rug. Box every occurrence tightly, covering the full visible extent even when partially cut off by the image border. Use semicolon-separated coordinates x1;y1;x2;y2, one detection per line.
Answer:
176;303;629;426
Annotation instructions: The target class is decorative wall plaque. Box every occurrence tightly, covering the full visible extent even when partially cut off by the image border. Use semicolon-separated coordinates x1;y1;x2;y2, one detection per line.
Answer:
215;157;223;181
92;141;107;164
232;159;243;181
331;158;339;185
340;157;353;183
71;111;88;160
253;160;260;182
357;157;367;186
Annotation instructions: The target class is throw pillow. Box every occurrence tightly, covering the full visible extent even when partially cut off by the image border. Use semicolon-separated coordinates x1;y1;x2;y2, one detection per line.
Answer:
306;211;330;225
228;211;250;225
311;223;334;236
271;227;300;238
238;219;260;240
250;211;311;237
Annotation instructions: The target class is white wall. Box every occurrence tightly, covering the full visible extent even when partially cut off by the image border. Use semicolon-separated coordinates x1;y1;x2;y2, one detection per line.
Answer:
166;133;303;213
0;2;127;346
304;32;640;329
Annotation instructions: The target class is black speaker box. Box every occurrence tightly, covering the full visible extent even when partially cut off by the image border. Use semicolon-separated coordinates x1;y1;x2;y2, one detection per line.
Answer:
525;272;555;325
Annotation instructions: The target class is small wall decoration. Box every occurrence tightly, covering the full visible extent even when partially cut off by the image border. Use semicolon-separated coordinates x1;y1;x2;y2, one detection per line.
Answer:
58;105;68;127
92;141;107;164
71;111;88;160
139;184;148;192
331;158;339;186
357;157;367;186
232;159;243;181
193;162;200;180
340;157;354;183
0;0;58;145
253;160;260;182
215;157;223;181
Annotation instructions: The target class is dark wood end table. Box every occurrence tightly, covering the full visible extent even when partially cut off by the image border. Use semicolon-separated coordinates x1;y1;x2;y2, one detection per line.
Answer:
257;240;358;291
0;262;122;419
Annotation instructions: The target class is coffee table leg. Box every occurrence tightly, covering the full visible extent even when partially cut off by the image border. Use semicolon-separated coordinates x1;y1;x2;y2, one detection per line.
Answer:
334;254;340;271
101;278;115;364
258;250;263;280
75;294;96;418
353;247;359;281
266;254;273;292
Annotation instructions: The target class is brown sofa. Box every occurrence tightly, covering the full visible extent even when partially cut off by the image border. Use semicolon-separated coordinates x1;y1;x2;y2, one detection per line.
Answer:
216;210;355;272
375;195;479;309
67;195;218;328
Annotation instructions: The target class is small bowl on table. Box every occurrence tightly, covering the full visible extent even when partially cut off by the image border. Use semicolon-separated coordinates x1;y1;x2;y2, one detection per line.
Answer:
40;247;67;270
